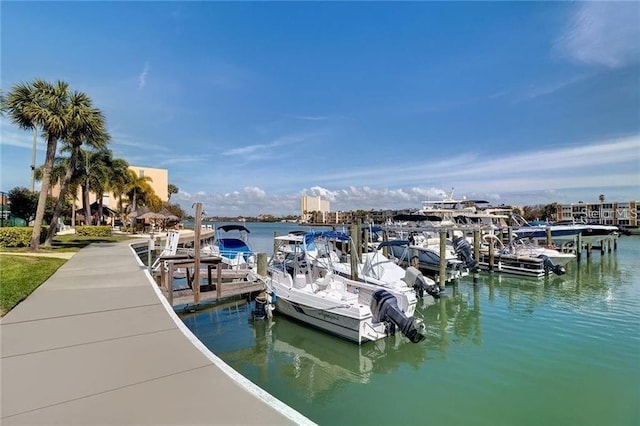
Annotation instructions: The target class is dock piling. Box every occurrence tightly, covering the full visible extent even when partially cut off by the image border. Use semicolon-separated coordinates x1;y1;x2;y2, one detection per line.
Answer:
439;230;447;288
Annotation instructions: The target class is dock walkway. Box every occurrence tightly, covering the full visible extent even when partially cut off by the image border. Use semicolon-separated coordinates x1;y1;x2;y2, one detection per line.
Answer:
0;241;313;425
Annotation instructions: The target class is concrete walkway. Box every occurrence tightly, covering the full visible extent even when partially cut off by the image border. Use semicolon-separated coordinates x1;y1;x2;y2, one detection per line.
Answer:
0;241;314;425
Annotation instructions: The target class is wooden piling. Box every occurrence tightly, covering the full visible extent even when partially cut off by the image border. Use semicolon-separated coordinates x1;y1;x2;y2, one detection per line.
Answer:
488;235;495;271
349;223;359;281
167;261;174;306
193;202;203;304
545;227;552;247
473;229;480;264
363;224;369;254
576;233;582;262
473;228;480;284
216;264;222;299
257;252;267;276
148;236;155;274
439;230;447;288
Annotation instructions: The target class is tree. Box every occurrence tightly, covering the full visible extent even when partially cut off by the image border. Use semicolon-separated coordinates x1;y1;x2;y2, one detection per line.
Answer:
3;80;105;250
75;148;113;226
43;92;109;245
168;183;179;201
108;157;132;224
7;187;38;223
124;170;154;213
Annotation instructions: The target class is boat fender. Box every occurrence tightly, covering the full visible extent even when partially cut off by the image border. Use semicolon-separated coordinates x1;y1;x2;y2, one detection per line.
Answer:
370;290;426;343
539;255;566;276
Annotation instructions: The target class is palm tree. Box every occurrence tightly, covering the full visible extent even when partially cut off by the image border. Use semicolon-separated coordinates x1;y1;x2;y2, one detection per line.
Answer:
168;183;179;201
3;80;105;250
124;170;154;213
76;148;113;226
108;158;132;224
43;93;109;245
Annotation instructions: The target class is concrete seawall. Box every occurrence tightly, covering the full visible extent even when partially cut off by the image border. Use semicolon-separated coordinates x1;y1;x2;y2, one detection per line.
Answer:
0;241;314;425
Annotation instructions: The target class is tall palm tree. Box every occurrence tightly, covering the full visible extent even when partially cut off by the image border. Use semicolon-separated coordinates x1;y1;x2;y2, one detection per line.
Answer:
43;92;109;245
168;183;179;201
108;157;132;224
76;148;112;226
124;170;154;213
3;80;104;250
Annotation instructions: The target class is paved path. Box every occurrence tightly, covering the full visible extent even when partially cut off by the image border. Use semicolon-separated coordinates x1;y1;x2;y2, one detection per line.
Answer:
0;241;313;425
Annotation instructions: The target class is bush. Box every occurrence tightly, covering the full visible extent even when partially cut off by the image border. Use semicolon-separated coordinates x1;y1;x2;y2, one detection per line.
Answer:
75;226;112;237
0;227;49;248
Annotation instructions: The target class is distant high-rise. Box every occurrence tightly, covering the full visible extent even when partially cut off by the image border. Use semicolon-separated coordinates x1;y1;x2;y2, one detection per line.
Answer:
301;195;330;222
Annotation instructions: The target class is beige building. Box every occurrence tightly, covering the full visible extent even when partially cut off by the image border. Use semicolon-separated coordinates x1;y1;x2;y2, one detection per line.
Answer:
301;195;330;223
101;165;169;211
556;200;639;228
51;165;169;214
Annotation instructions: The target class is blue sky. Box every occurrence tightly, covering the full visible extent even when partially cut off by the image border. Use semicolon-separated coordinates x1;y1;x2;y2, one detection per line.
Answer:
1;1;639;216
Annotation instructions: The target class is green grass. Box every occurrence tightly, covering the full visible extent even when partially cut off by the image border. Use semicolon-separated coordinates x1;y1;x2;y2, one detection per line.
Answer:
0;234;136;316
0;255;67;315
0;234;135;253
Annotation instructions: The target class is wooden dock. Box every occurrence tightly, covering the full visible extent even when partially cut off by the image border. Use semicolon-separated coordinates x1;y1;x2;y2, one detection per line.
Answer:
156;257;266;308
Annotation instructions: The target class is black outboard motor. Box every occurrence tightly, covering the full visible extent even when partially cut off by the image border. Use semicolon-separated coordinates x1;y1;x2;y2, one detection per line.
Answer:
404;266;443;298
370;290;425;343
453;236;479;272
539;255;566;276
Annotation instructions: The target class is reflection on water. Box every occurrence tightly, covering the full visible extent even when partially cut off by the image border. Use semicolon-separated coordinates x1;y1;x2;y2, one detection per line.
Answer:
181;236;640;426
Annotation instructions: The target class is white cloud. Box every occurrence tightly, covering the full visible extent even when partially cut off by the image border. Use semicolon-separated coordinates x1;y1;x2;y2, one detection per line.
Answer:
172;134;640;216
138;62;150;89
0;127;44;150
222;135;306;156
555;2;640;68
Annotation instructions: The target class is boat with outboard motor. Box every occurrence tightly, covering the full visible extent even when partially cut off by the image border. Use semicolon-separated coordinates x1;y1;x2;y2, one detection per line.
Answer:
297;230;444;299
480;235;575;277
205;224;256;269
383;220;478;282
265;232;426;344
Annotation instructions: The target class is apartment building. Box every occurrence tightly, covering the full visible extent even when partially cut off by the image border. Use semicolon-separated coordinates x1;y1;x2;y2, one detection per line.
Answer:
301;195;330;223
556;201;639;227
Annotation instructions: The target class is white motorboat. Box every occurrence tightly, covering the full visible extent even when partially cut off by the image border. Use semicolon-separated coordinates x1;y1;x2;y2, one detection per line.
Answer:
302;230;444;299
481;235;575;277
383;227;477;282
203;224;256;269
266;233;425;344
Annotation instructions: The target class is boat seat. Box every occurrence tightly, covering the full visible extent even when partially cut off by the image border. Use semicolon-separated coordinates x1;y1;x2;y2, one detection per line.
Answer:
293;274;307;289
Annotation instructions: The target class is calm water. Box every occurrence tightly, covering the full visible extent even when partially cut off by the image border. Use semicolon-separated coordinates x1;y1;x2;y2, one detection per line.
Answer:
181;222;640;426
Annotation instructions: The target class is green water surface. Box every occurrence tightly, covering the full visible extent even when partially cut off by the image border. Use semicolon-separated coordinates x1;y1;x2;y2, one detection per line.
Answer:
182;235;639;426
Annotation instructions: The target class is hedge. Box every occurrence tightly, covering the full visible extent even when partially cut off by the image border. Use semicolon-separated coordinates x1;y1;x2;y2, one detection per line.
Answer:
0;227;49;248
75;226;112;237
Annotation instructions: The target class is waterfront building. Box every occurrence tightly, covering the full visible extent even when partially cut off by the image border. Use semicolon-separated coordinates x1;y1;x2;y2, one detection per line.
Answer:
556;200;639;228
51;165;169;224
301;195;330;223
326;210;354;225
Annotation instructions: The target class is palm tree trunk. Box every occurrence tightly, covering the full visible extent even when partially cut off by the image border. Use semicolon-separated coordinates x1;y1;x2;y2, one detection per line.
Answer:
97;191;104;225
30;135;58;250
82;181;92;226
43;151;77;246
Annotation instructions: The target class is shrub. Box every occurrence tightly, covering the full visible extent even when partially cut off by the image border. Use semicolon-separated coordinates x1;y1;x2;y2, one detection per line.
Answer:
75;226;112;237
0;227;49;248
